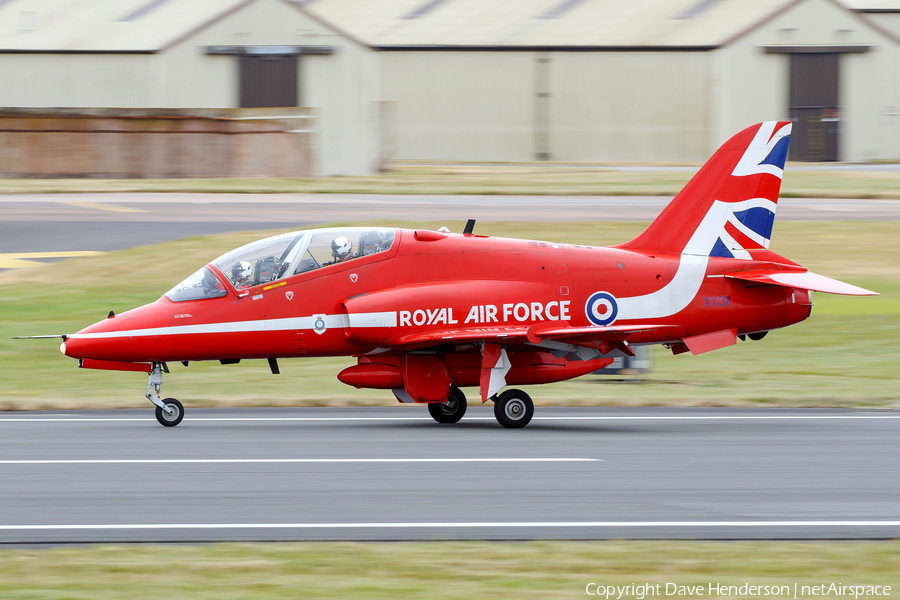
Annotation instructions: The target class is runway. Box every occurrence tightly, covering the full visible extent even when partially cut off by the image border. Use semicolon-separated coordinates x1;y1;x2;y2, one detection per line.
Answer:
1;406;898;544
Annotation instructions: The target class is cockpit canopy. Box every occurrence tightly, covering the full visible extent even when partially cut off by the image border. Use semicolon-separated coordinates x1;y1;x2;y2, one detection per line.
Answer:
165;227;395;302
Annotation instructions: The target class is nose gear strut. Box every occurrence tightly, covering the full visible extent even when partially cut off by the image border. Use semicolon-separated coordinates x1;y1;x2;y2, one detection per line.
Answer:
145;362;185;427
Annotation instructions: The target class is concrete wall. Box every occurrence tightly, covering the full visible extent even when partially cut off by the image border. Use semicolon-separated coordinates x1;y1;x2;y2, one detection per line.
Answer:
301;34;382;176
708;45;788;156
0;108;314;178
547;52;711;162
855;12;900;40
381;52;535;161
0;54;164;107
381;50;712;163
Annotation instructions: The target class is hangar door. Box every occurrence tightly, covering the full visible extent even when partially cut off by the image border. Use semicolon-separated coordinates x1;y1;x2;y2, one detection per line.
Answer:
239;55;299;108
788;53;839;162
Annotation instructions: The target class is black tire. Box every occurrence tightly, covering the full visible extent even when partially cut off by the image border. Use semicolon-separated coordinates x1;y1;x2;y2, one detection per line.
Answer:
155;398;184;427
427;387;467;424
494;389;534;429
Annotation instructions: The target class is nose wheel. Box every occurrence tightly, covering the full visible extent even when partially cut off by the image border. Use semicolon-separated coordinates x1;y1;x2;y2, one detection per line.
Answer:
146;362;185;427
155;398;184;427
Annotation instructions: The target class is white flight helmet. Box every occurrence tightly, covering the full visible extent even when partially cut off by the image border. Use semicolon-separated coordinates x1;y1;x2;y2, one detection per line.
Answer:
232;260;252;281
332;236;352;260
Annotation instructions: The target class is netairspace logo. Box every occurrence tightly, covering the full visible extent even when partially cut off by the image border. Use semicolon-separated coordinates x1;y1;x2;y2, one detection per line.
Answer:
585;583;892;599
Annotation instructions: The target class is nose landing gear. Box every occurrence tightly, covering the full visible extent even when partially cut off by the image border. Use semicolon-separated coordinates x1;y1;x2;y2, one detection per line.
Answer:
146;362;185;427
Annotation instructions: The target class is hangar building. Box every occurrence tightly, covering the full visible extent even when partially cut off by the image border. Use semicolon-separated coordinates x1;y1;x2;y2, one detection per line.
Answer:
0;0;380;175
1;0;898;168
307;0;900;163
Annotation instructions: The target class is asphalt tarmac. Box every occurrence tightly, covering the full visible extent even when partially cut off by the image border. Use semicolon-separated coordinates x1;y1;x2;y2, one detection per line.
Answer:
1;406;897;544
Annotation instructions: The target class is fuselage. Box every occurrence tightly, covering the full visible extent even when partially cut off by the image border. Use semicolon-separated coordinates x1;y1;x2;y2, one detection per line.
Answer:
62;227;811;365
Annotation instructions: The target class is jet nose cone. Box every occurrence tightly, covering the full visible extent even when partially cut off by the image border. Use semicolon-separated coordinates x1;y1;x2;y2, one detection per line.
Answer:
64;303;171;362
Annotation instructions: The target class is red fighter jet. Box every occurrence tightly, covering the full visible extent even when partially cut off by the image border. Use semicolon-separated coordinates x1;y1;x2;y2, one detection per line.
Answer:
34;121;877;428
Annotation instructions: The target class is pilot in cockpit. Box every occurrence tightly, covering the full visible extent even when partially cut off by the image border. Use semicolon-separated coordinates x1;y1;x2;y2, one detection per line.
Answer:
331;236;353;263
230;260;253;288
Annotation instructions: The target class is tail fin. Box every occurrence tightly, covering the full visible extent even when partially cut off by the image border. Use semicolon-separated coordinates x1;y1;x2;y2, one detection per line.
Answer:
619;121;792;259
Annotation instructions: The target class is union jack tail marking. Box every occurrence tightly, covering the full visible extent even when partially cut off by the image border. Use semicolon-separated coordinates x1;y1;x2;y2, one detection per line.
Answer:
619;121;791;259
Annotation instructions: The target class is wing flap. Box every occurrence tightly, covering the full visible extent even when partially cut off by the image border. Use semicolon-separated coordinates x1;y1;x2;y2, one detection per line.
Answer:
726;270;877;296
525;322;677;343
387;326;530;347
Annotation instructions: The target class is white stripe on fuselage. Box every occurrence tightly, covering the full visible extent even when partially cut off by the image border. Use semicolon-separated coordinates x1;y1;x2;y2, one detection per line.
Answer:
614;198;775;320
347;311;398;328
616;254;708;321
68;312;394;340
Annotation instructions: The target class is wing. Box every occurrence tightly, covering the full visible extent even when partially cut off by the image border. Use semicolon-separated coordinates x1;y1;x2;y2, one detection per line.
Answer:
384;322;677;354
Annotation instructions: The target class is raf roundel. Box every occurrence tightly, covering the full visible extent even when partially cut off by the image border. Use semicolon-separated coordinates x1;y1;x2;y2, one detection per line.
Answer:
585;291;618;326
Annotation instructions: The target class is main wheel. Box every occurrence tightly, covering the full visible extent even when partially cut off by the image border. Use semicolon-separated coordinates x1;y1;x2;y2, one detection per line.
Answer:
155;397;184;427
494;389;534;428
427;387;467;424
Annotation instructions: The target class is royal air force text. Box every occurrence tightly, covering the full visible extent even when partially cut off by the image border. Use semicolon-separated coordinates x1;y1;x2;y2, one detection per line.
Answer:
398;301;571;327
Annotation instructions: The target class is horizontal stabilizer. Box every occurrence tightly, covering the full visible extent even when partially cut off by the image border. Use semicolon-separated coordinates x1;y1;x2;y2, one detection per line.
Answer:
726;270;877;296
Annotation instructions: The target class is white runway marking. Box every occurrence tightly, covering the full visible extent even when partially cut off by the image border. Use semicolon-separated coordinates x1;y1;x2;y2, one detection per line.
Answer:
1;521;899;531
539;415;900;420
1;414;898;423
0;457;599;465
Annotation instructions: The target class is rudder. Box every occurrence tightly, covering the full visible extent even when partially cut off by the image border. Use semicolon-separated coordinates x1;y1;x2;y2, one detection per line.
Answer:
618;121;792;259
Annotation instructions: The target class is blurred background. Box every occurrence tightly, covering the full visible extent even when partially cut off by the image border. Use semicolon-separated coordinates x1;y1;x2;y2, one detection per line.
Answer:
1;0;900;179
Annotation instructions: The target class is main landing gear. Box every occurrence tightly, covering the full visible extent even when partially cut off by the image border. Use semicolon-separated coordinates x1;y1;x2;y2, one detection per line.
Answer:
146;362;184;427
493;389;534;429
426;386;535;428
427;386;467;424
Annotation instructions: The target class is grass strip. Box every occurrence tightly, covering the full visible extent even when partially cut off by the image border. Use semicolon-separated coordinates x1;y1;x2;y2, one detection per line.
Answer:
1;220;897;410
0;541;897;599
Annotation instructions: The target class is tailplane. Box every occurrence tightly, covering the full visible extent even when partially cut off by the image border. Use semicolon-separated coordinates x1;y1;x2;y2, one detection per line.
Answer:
619;121;792;258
